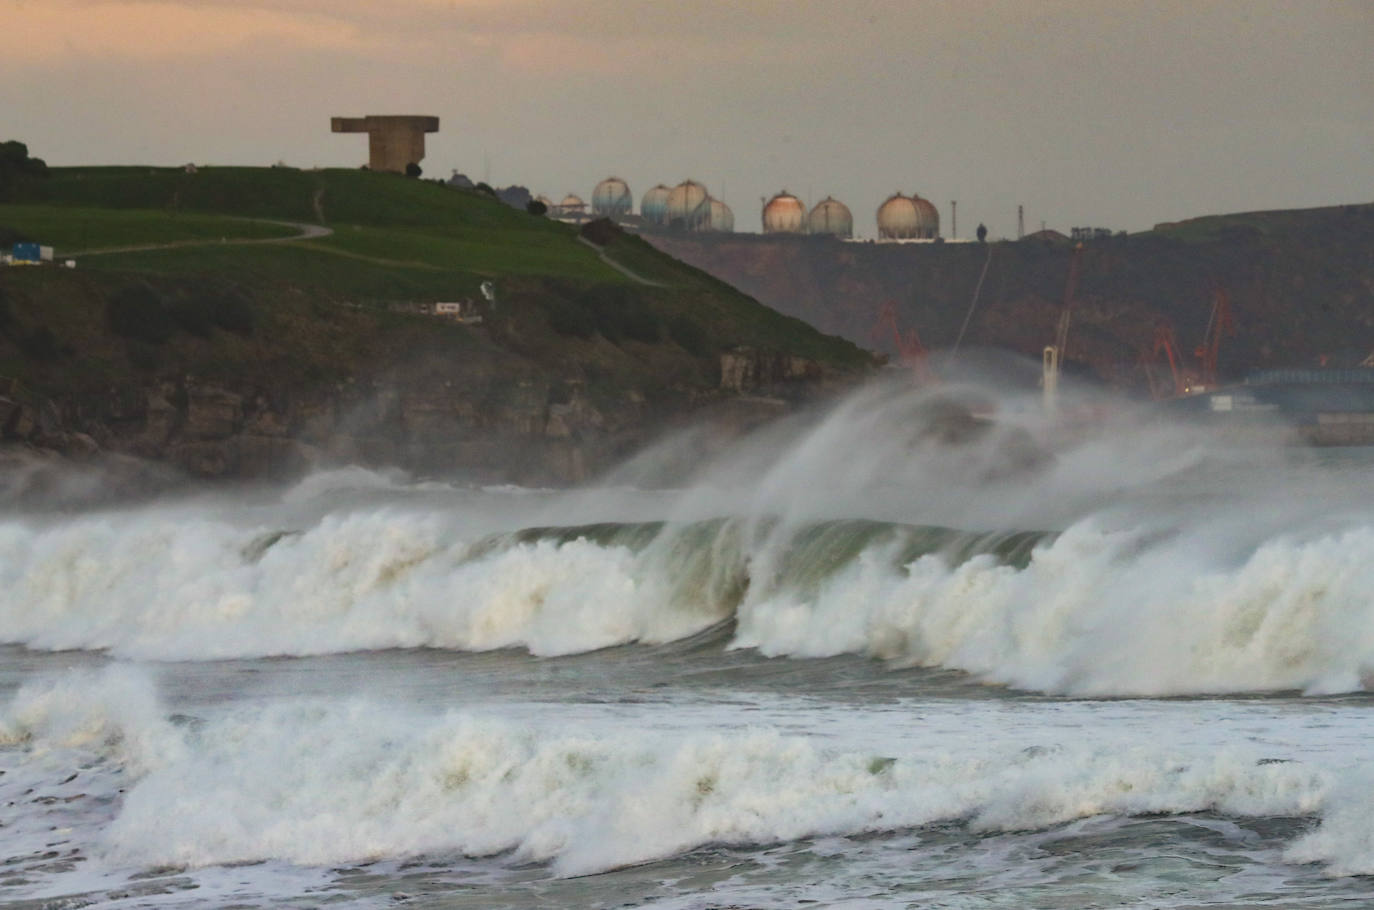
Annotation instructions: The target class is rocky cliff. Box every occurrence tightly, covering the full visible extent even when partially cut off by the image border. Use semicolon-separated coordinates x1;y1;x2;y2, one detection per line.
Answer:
0;269;864;494
646;203;1374;389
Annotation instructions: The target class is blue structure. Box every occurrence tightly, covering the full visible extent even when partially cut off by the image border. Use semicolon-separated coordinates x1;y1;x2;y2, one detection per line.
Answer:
12;243;40;263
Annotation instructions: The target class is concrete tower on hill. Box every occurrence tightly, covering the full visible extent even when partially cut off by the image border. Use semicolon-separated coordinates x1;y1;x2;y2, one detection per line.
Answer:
331;115;439;173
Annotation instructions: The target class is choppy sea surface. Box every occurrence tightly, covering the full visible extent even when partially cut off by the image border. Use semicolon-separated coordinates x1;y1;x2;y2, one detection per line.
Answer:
6;381;1374;909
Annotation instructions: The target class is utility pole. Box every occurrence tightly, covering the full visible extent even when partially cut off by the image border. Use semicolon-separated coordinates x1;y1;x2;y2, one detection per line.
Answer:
1017;205;1024;240
951;200;957;239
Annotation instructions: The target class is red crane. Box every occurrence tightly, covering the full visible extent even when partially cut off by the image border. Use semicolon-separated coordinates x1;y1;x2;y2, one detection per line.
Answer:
1142;322;1186;399
873;300;935;383
1194;286;1235;390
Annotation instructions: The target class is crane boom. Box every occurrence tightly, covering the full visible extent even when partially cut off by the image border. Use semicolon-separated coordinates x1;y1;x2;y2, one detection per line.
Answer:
873;300;934;382
1194;286;1235;390
1043;243;1084;413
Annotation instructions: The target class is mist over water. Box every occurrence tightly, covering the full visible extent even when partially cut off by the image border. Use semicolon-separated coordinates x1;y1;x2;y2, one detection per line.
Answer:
5;370;1374;907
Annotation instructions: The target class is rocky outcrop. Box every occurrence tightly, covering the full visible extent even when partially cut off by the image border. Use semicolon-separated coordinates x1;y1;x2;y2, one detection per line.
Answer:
719;347;824;393
1;364;845;486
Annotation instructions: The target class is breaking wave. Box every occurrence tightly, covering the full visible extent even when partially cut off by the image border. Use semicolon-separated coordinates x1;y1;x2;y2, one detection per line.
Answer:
4;505;1374;696
1;667;1352;878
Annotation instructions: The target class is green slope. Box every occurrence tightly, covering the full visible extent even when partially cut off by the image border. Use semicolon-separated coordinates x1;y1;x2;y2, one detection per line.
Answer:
1;166;868;365
0;204;298;252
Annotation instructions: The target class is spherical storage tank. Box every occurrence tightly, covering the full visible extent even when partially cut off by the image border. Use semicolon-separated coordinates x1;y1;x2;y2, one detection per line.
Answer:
762;191;806;234
807;196;853;238
558;194;587;217
666;180;710;229
876;193;920;240
641;184;672;227
592;177;632;217
705;197;734;232
912;195;940;239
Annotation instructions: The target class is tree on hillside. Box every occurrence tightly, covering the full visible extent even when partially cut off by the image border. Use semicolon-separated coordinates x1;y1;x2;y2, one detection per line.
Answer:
405;162;423;178
0;140;49;201
526;199;548;216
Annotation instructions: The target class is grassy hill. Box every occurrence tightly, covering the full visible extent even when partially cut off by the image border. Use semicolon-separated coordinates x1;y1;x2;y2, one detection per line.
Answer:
0;165;870;484
3;166;866;361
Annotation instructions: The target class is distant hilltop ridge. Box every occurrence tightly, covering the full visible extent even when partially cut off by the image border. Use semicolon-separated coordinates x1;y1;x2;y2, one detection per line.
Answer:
645;202;1374;392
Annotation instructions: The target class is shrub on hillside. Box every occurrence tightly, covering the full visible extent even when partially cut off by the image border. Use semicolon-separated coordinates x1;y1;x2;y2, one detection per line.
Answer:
580;218;623;247
18;325;62;362
668;314;710;356
167;297;212;338
106;285;174;344
208;292;255;335
578;285;660;343
125;340;161;371
540;296;596;338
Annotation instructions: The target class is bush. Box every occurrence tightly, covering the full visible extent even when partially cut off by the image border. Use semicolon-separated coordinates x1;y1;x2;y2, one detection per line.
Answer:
405;162;422;178
168;297;212;337
106;285;173;343
668;314;710;356
208;292;255;335
580;218;622;247
541;297;596;338
126;340;161;371
18;325;61;361
578;286;660;343
526;199;548;216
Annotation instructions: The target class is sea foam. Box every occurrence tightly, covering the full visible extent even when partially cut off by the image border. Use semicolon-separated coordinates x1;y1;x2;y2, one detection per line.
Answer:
1;669;1337;877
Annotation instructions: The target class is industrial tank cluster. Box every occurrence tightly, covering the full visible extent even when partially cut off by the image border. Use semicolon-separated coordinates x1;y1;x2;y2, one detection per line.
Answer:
546;177;733;231
639;179;735;232
760;191;858;239
550;177;938;239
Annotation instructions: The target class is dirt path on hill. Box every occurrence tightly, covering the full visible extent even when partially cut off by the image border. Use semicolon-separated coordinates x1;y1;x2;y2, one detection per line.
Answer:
63;219;334;257
577;236;665;286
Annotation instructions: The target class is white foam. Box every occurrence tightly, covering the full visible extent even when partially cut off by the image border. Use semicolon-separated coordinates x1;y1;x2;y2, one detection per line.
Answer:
0;510;716;660
0;664;181;775
12;669;1374;881
7;504;1374;695
734;520;1374;696
91;701;1329;877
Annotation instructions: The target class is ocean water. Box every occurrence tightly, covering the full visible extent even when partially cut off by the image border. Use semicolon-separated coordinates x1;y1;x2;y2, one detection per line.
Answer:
5;380;1374;909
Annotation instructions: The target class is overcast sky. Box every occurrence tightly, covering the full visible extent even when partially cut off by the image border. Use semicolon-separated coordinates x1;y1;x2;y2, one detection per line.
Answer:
3;0;1371;235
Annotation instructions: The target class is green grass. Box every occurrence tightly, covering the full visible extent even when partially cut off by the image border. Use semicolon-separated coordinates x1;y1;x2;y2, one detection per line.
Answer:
308;224;622;282
3;165;871;370
0;204;297;253
19;166;581;234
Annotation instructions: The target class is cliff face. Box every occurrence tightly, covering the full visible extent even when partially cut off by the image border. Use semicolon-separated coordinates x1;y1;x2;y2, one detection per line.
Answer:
0;270;858;489
646;204;1374;388
0;166;876;493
